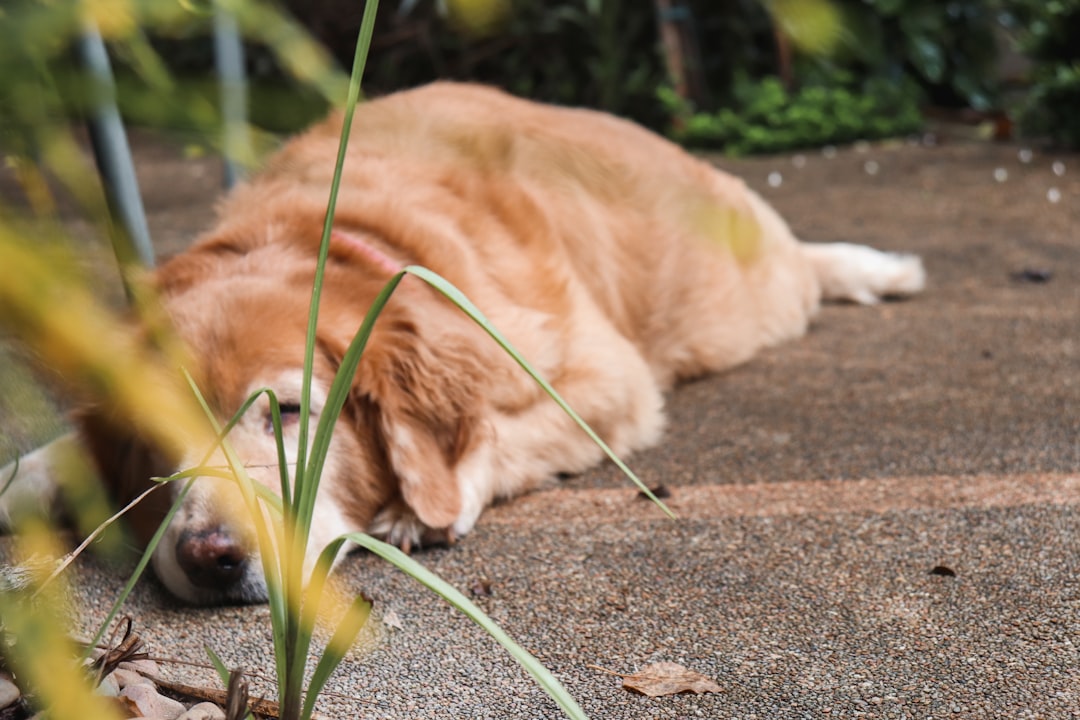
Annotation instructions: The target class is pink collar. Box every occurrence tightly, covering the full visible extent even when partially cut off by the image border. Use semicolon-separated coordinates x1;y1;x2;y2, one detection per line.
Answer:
330;228;405;276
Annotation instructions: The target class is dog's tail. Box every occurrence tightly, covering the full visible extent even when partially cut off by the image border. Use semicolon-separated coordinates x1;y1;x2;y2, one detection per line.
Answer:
801;242;926;306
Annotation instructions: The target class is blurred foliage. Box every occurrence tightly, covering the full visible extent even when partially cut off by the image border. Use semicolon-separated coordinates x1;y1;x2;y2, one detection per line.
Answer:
1;522;125;720
0;231;210;466
1003;0;1080;149
0;0;348;168
835;0;1001;111
286;0;668;124
763;0;846;56
0;0;1048;155
280;0;1009;152
662;71;922;154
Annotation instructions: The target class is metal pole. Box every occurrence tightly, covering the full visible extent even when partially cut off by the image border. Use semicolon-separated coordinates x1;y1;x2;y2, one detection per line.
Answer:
78;24;155;269
213;2;250;189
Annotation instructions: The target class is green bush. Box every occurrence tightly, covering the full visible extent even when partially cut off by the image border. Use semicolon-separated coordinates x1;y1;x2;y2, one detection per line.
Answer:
662;72;922;155
289;0;667;125
1004;0;1080;149
835;0;1000;111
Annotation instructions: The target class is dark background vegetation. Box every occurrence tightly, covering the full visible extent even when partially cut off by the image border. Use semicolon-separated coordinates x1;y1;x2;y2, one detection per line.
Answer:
113;0;1080;154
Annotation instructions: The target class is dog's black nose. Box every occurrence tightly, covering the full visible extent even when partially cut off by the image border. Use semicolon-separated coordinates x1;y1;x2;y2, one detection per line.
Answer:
175;528;248;588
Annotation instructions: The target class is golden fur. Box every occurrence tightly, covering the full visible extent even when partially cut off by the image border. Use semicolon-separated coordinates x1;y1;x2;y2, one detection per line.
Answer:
4;83;924;603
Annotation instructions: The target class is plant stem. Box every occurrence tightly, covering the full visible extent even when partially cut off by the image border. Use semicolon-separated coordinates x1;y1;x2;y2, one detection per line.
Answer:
283;1;380;719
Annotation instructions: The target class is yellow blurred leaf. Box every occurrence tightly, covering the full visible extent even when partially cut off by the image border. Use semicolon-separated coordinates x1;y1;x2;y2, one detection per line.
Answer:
693;201;763;265
82;0;136;38
766;0;845;57
2;523;126;720
5;156;57;217
0;233;210;461
446;0;511;37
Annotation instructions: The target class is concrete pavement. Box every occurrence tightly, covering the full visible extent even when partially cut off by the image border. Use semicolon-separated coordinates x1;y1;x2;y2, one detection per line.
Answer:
2;132;1078;718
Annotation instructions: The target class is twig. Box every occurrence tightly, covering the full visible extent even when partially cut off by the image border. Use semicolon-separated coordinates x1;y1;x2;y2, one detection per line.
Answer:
224;669;250;720
585;663;629;678
144;655;381;707
89;616;149;683
146;673;287;719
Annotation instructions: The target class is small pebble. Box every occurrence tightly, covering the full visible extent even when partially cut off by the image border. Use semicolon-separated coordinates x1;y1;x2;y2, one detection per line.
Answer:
121;684;187;720
791;154;806;169
767;171;783;188
1011;268;1052;284
864;160;880;176
1052;161;1066;176
119;659;160;676
177;702;227;720
112;668;155;690
0;673;20;708
854;140;870;154
822;145;837;159
993;168;1008;182
97;673;121;698
1048;187;1062;204
1018;148;1033;163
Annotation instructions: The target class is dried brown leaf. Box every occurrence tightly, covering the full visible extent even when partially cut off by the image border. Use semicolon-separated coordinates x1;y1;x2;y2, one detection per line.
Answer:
621;662;723;698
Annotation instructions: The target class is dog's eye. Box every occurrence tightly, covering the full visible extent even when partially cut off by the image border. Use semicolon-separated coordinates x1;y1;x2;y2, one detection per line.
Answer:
264;403;302;435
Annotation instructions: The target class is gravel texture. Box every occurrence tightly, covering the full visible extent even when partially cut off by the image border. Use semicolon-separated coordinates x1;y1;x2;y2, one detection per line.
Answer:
1;129;1078;719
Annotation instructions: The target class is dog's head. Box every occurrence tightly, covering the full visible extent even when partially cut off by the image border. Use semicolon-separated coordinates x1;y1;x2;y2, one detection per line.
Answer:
80;225;499;604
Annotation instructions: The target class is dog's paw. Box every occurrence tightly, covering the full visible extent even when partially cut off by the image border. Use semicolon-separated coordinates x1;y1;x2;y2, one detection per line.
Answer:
367;500;457;554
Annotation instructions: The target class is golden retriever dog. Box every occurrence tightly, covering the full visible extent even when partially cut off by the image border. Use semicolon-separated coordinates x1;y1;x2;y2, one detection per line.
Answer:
1;83;924;604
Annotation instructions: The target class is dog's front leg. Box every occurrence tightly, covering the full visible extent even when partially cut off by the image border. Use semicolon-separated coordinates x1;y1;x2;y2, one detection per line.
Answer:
0;431;97;529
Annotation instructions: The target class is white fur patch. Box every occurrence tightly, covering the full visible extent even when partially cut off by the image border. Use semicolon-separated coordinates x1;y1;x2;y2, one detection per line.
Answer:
0;432;90;528
803;242;926;305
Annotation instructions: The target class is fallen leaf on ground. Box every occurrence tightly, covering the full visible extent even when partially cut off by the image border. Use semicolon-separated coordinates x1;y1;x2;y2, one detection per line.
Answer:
620;662;723;697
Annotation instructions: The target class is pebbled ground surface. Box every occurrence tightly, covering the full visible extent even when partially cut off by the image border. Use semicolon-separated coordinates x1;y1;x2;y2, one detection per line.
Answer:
1;128;1078;719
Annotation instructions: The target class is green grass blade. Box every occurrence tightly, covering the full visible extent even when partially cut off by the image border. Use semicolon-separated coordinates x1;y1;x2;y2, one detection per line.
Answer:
260;389;294;508
195;385;294;507
285;273;400;718
296;0;379;505
343;532;589;720
300;593;370;720
295;536;587;718
404;265;675;517
204;644;231;686
205;647;257;720
182;371;289;692
160;468;284;516
0;455;19;499
288;12;380;707
301;272;404;526
291;539;347;719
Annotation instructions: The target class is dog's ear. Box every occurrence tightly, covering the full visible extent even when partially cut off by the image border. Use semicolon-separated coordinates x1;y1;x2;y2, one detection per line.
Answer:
72;407;176;545
322;283;493;530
